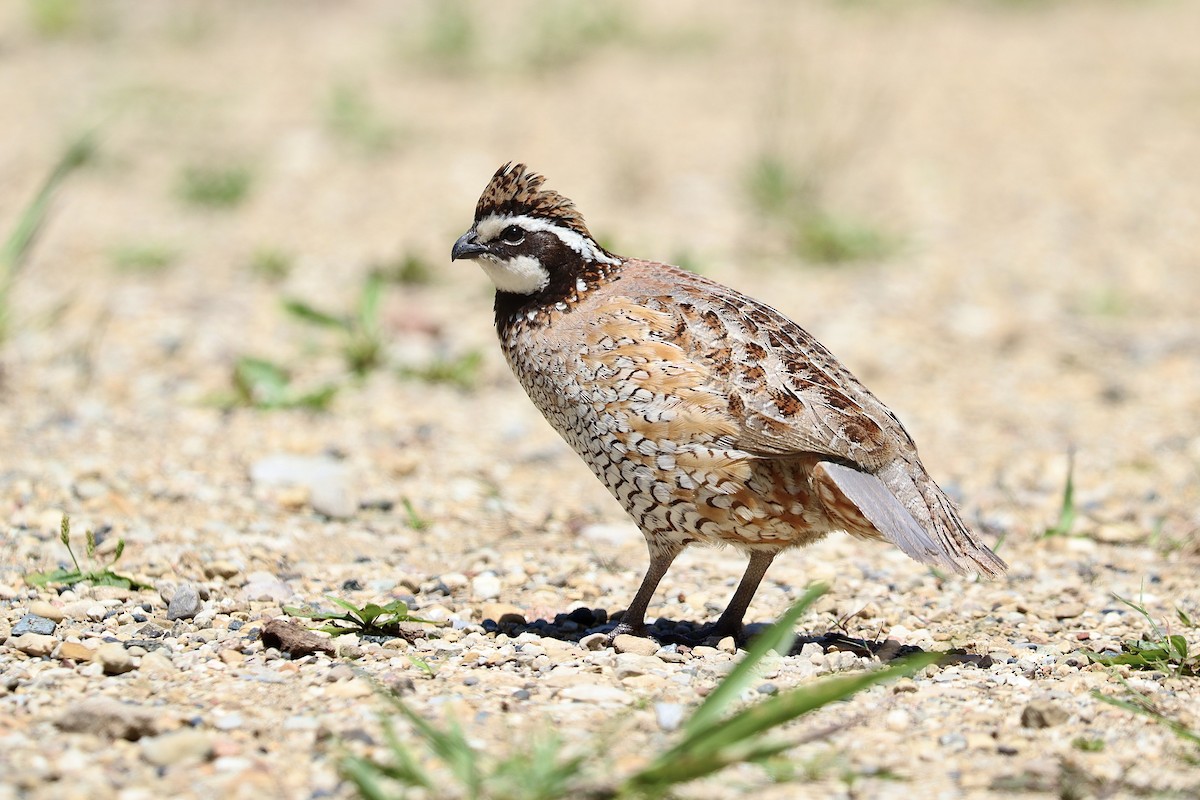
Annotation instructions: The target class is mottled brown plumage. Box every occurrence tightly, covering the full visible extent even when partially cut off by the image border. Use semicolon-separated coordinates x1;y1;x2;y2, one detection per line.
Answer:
452;162;1005;640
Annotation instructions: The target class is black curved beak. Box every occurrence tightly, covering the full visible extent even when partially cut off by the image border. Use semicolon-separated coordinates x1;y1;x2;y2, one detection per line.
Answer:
451;230;489;261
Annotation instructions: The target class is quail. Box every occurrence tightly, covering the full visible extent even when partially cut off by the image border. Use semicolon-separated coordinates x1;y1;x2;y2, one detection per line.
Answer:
452;163;1006;640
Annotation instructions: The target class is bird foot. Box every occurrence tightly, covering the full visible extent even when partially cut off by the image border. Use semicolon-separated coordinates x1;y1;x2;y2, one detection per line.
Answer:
682;621;743;648
604;620;647;645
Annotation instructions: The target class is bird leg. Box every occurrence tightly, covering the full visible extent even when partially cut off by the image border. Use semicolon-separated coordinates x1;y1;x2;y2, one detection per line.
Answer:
706;550;777;641
608;544;681;640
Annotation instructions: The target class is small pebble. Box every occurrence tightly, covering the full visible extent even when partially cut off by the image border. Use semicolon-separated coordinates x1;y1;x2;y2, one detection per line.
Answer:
167;584;203;621
218;649;245;665
326;664;355;682
28;601;65;623
11;633;57;657
55;697;165;740
311;477;358;519
1052;603;1085;620
11;614;56;637
283;716;320;732
471;573;502;600
242;572;294;603
612;634;659;656
615;654;661;680
559;685;631;704
326;678;372;699
580;633;609;651
94;642;136;675
1021;700;1070;728
56;641;95;661
480;602;524;623
141;729;213;766
655;702;686;732
213;713;244;731
939;732;968;752
204;560;241;580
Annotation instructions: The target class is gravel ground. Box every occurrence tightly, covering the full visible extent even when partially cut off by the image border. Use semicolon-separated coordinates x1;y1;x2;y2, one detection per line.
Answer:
2;3;1199;799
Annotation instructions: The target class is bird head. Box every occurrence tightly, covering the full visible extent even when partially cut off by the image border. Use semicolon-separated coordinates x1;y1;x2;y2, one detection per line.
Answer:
451;163;619;295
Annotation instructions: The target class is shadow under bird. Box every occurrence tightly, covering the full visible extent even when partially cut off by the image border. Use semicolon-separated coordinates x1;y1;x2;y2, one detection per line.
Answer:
452;163;1006;641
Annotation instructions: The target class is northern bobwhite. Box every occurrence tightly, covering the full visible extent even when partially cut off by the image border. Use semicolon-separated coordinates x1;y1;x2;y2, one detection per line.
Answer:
452;163;1005;640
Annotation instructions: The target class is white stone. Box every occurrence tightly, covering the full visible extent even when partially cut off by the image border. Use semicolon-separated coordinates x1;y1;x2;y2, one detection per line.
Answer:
140;730;212;766
559;685;631;704
655;702;686;731
94;642;136;675
471;572;502;600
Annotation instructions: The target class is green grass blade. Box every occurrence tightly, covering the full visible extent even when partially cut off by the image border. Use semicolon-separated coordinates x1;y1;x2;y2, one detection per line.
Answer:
1042;450;1076;537
233;356;291;405
326;594;369;618
1;131;95;273
291;384;340;411
282;605;351;623
1;131;95;340
379;717;436;789
283;298;348;329
380;692;482;795
24;568;83;587
634;652;936;789
685;582;827;734
359;272;384;330
1093;688;1200;747
407;655;435;675
401;498;429;530
1112;592;1164;640
339;756;397;800
380;599;411;616
341;716;435;797
490;736;587;800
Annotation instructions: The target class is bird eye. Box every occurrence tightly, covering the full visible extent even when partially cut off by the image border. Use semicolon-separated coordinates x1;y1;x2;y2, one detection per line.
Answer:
499;225;525;245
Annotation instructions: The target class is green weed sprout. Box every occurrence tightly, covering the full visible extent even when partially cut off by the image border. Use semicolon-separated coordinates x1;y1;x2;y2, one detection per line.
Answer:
25;515;151;590
284;272;386;377
284;596;433;638
1084;593;1198;677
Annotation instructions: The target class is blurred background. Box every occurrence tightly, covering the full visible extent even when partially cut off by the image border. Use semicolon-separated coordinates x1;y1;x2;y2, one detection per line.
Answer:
2;0;1198;557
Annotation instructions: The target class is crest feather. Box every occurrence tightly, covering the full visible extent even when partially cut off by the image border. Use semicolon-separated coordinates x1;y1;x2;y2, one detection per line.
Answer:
475;162;591;236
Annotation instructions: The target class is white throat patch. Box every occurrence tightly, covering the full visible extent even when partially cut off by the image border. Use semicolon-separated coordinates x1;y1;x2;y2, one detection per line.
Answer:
475;214;620;266
477;254;550;294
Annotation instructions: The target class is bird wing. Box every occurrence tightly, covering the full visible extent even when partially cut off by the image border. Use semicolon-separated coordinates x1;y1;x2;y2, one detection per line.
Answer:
650;269;915;472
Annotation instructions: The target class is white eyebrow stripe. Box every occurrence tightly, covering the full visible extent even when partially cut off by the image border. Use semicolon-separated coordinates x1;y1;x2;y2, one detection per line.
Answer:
476;214;620;265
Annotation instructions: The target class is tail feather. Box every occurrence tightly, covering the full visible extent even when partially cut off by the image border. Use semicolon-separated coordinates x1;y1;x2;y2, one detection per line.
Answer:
815;460;1006;577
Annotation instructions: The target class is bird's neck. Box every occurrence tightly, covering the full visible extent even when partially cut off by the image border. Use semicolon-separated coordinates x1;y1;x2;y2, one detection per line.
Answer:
493;257;623;338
